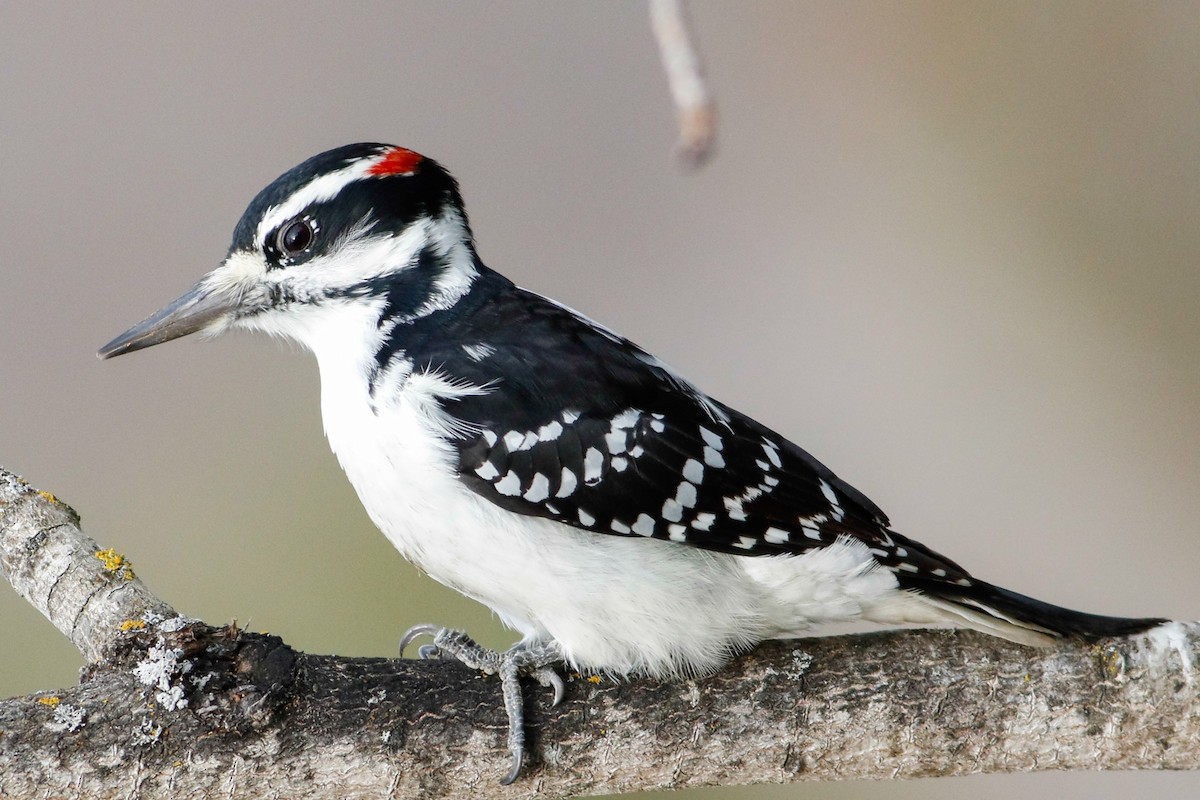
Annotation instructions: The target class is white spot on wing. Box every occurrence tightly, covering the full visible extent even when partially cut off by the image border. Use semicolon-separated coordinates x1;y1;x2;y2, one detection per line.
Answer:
662;498;684;522
703;446;725;468
503;430;525;451
683;458;704;484
578;509;595;526
723;480;765;522
583;447;604;483
764;527;789;544
475;462;500;481
537;420;564;441
524;473;550;503
612;408;641;428
699;426;724;451
632;514;655;536
611;520;631;534
676;481;697;508
762;441;782;468
557;468;578;498
495;471;522;496
692;512;716;531
820;479;845;522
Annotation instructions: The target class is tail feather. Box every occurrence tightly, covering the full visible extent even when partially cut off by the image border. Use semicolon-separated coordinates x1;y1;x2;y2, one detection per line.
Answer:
902;575;1166;646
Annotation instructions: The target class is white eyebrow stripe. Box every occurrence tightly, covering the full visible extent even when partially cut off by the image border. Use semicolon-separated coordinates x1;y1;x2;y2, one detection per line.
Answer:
255;153;387;245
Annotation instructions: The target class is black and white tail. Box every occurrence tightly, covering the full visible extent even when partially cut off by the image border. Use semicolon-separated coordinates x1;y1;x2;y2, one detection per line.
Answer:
901;572;1166;646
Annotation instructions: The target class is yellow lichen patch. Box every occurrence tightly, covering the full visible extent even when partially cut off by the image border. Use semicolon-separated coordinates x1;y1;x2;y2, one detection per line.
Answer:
36;490;59;504
586;675;602;684
119;619;147;632
1100;644;1127;681
38;696;61;707
95;548;137;581
95;548;123;571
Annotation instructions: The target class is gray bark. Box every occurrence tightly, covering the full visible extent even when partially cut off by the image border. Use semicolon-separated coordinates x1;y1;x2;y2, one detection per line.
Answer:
2;465;1197;799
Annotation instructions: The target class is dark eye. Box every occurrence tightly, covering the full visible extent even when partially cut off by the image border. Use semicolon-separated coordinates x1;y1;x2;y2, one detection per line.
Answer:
277;218;314;255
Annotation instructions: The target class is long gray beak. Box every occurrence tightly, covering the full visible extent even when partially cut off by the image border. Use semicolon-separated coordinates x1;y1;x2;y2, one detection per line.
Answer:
98;281;239;359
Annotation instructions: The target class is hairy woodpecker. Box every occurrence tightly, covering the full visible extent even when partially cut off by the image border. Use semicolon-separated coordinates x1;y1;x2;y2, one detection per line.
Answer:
100;143;1164;782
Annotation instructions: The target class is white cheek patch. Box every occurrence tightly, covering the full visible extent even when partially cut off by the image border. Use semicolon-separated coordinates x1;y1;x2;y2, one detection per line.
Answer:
246;219;432;313
298;218;432;295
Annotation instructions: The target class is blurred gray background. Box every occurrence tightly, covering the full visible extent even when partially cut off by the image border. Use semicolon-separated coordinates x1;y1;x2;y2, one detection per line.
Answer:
2;2;1198;798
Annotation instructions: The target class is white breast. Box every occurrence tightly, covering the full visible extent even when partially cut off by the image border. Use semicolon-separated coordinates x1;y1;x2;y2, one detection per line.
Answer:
315;344;767;676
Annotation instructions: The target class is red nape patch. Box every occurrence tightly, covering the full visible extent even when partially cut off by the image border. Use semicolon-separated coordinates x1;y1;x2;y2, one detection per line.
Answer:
366;147;424;177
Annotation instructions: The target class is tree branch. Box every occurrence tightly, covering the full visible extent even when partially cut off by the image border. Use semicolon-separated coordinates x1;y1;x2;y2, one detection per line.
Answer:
0;469;178;664
2;465;1197;798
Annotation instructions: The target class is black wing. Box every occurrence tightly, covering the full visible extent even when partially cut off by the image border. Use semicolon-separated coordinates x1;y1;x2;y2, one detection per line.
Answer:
394;273;971;585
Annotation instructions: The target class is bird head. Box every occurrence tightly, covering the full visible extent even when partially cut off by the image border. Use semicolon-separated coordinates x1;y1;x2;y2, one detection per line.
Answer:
99;143;477;359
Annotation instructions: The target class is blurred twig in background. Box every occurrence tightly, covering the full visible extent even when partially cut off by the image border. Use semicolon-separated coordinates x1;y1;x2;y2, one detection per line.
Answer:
650;0;717;167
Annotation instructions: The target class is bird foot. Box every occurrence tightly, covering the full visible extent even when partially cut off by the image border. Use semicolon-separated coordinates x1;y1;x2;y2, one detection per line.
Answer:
400;624;564;784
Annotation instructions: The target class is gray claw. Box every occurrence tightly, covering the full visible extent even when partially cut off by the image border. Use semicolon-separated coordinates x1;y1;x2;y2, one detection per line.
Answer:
399;623;442;656
501;748;524;786
497;656;527;785
534;667;565;707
